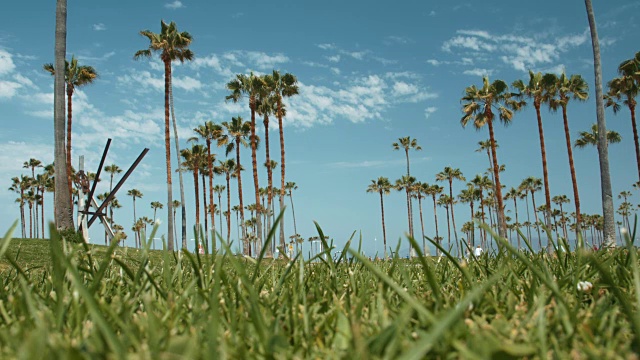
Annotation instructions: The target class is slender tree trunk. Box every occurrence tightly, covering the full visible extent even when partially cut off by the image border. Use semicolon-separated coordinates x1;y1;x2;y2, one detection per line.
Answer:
53;0;74;231
41;194;45;239
585;0;616;247
469;202;474;247
249;98;262;252
225;175;231;242
628;102;640;182
168;76;184;251
289;192;297;236
162;59;175;251
531;191;542;250
193;168;200;233
132;197;137;248
445;206;451;255
206;139;216;252
512;198;521;250
20;200;25;238
235;141;247;254
66;87;74;208
432;195;440;257
535;103;552;230
201;171;209;248
418;195;426;254
28;205;33;238
379;191;388;259
448;180;459;244
524;195;532;240
561;104;582;239
218;191;224;240
487;117;507;238
277;98;287;254
264;114;273;257
480;193;487;247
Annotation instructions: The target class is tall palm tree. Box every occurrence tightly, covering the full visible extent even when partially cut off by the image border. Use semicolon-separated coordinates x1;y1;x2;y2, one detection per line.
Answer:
218;116;251;253
9;175;30;238
552;195;570;239
504;187;522;249
437;194;453;255
285;182;299;238
574;124;622;148
459;183;480;247
470;174;493;247
547;72;589;238
475;140;497;188
585;0;616;247
23;158;43;179
151;201;163;221
367;177;392;258
267;71;299;251
461;76;518;239
605;67;640;182
53;0;74;231
436;167;466;245
180;144;207;244
424;184;443;255
217;159;236;242
395;175;417;246
513;71;553;227
193;121;222;249
393;136;422;176
135;20;194;251
127;189;143;248
413;182;427;253
213;184;226;239
44;56;98;202
104;163;122;225
226;72;268;252
520;176;543;250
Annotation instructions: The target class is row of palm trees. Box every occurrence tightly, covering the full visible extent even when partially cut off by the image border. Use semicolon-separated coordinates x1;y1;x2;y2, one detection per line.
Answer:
370;115;629;258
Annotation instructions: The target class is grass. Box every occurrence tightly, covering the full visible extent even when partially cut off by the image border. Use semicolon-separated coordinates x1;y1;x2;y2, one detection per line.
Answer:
0;221;638;358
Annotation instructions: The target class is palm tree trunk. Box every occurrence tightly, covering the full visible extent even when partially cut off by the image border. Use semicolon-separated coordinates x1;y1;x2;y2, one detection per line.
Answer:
28;204;33;238
226;174;231;242
432;195;440;257
486;117;507;238
562;104;582;239
41;194;45;239
218;191;224;240
193;168;200;233
445;206;451;254
530;191;542;250
20;200;25;238
289;192;297;236
628;102;640;182
66;87;74;208
163;59;175;251
201;166;209;248
132;197;137;248
249;98;263;252
448;180;459;244
480;194;487;248
585;0;616;247
469;202;474;247
418;196;425;254
512;198;521;250
535;103;552;230
276;97;287;254
168;76;186;251
379;191;388;259
53;0;73;231
264;114;273;257
524;195;532;240
235;141;247;254
206;139;215;252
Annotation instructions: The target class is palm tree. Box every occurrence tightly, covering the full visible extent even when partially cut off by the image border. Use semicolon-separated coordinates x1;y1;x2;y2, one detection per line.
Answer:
267;71;299;250
151;201;163;221
104;163;122;225
437;194;453;255
513;71;553;227
520;177;543;250
226;72;268;251
547;72;589;238
436;166;466;245
367;177;392;258
504;187;522;249
9;175;30;238
459;183;480;247
44;56;98;202
585;0;616;247
135;20;194;251
213;184;226;239
285;182;299;238
127;189;143;248
424;184;443;255
393;136;422;176
574;124;622;148
217;159;237;242
53;0;74;231
552;195;571;239
461;76;518;239
395;175;417;245
605;58;640;182
413;182;428;254
257;79;278;240
180;144;207;244
470;174;493;247
193;121;222;250
218;116;251;251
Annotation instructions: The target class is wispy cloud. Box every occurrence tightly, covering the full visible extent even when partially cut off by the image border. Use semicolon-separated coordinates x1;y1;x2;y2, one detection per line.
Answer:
92;23;107;31
0;48;16;75
328;156;430;169
384;36;413;45
463;68;493;77
424;107;438;119
165;1;184;9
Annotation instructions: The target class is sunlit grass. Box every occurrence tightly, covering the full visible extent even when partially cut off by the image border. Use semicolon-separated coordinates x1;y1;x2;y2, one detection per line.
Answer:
0;220;638;358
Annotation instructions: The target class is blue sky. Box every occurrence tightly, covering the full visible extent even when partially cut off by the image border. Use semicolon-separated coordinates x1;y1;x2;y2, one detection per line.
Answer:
0;1;638;256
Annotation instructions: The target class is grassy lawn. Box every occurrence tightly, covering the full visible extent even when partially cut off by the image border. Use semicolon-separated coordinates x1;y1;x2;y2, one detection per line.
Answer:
0;226;638;358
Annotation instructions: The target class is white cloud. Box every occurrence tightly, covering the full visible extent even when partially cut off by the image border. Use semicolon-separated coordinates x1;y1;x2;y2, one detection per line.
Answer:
317;44;335;50
93;23;107;31
0;141;53;176
327;55;341;63
426;59;441;66
463;68;493;77
392;81;418;97
0;49;16;75
173;76;202;92
0;80;21;99
442;36;497;52
165;1;184;9
424;107;438;119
